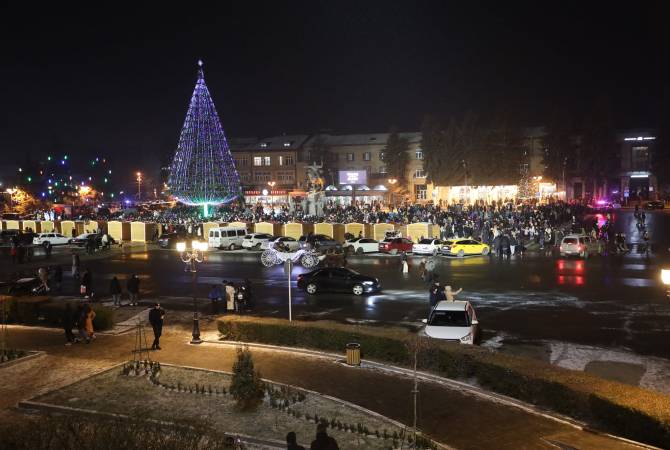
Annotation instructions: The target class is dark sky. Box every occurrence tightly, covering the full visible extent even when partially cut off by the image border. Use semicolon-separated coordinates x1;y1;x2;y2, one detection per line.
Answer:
1;2;667;186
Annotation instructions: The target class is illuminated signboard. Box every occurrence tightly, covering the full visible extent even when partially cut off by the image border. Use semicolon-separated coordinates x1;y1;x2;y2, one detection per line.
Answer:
338;170;368;185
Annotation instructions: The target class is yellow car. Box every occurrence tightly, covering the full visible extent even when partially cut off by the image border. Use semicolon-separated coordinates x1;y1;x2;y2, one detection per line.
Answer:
441;238;490;257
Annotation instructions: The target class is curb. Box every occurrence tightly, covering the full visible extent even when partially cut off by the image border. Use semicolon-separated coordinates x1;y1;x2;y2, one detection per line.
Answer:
204;338;661;450
0;351;45;369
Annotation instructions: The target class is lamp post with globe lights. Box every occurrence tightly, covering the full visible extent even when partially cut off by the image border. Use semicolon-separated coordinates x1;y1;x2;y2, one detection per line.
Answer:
387;178;398;208
267;181;276;206
177;240;208;344
136;172;143;200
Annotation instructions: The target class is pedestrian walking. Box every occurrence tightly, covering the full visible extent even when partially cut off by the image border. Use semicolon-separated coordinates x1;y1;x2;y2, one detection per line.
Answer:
286;431;306;450
110;276;122;307
149;302;165;350
225;281;236;312
309;423;339;450
84;303;96;341
428;280;445;316
71;251;80;279
401;251;409;273
81;268;93;299
127;274;140;306
62;303;76;345
76;304;89;343
44;241;52;259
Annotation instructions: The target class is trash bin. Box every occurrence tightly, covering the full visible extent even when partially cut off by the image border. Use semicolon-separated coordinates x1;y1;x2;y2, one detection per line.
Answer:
346;343;361;366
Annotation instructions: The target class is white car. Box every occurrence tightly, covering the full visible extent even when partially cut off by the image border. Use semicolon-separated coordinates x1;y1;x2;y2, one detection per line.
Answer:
559;234;600;259
242;233;274;250
33;232;70;247
261;236;301;252
344;238;379;255
412;238;443;256
422;300;479;345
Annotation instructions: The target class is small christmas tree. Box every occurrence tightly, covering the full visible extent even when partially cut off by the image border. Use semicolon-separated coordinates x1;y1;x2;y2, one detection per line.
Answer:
229;347;265;411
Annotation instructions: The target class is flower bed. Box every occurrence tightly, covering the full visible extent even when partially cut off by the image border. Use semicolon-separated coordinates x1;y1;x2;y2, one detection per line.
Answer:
33;363;438;449
218;316;670;449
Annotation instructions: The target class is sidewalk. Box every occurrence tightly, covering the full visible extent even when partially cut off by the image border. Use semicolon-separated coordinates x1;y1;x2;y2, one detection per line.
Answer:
1;323;652;450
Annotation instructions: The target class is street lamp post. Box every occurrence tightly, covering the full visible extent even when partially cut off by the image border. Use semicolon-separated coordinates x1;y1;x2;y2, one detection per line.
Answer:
177;241;207;344
136;172;143;200
267;181;276;207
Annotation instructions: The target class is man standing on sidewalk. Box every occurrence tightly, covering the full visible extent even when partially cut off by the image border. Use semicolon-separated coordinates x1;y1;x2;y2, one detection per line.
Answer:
149;302;165;350
127;274;140;306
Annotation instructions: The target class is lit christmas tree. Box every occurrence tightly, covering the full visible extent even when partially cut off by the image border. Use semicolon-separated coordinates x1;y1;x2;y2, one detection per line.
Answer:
518;163;533;199
169;60;241;214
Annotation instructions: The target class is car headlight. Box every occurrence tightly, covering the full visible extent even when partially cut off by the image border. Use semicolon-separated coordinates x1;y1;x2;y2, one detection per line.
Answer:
460;333;472;343
362;280;374;284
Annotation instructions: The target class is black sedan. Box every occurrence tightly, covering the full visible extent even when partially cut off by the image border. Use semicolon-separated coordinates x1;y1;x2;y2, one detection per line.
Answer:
644;201;665;210
297;267;380;296
69;233;102;247
157;232;188;249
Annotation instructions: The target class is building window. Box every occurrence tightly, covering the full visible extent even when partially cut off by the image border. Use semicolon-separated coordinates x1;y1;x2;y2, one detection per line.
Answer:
415;150;424;160
279;155;294;166
379;152;385;161
379;166;387;174
363;152;371;161
414;169;426;178
277;172;294;182
254;171;271;182
346;153;355;161
264;156;271;166
631;146;649;171
415;184;427;200
253;157;262;166
238;157;248;166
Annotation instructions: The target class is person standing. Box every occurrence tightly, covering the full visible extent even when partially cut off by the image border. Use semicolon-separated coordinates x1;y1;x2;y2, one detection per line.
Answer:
428;280;444;315
225;281;236;312
208;284;223;315
127;274;140;306
309;423;339;450
76;304;89;343
110;276;122;307
62;303;76;345
53;265;63;292
149;303;165;350
444;285;462;301
286;431;306;450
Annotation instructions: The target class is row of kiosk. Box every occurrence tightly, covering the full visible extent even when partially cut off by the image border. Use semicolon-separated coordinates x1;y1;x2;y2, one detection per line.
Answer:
2;220;442;244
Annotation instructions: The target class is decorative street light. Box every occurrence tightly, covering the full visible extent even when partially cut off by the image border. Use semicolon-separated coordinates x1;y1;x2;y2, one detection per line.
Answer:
136;172;143;200
267;180;276;188
387;178;397;208
177;240;208;344
662;269;670;299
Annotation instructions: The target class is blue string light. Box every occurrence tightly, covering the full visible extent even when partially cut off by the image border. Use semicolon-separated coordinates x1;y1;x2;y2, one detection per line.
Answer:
168;60;241;209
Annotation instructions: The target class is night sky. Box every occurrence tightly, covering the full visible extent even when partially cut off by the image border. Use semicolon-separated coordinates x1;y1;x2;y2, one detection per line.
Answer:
1;2;667;186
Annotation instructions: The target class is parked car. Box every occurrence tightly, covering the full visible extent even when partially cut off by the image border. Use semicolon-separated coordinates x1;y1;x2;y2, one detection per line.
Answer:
378;237;413;255
69;233;102;247
208;226;247;250
559;234;599;258
422;300;479;345
0;230;35;246
644;200;665;210
261;236;301;251
33;232;70;247
298;234;342;252
343;237;379;255
297;267;380;295
242;233;274;250
412;238;444;256
440;238;489;257
158;232;189;249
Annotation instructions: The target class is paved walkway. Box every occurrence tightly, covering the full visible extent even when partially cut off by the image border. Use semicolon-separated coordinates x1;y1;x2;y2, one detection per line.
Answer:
0;322;652;450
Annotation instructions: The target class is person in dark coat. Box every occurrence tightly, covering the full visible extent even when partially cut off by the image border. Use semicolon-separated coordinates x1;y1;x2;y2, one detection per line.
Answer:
428;280;446;316
286;431;306;450
53;265;63;292
309;423;339;450
62;303;76;345
110;276;122;306
127;274;140;306
81;268;93;298
148;302;165;350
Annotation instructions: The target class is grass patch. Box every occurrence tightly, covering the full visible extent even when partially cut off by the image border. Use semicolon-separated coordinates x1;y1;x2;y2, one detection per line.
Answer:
218;316;670;448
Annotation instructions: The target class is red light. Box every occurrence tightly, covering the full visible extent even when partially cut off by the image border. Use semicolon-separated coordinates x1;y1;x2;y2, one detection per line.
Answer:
558;260;565;270
575;276;584;286
575;261;584;273
558;275;565;285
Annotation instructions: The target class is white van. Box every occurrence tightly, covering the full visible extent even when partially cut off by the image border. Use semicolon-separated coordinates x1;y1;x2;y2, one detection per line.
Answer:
208;227;247;250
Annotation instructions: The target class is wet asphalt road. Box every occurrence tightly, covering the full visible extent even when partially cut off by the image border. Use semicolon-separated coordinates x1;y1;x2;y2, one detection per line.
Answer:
42;209;670;362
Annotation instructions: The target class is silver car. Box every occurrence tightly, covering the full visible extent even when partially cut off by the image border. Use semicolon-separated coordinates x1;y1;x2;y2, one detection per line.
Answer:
559;234;599;259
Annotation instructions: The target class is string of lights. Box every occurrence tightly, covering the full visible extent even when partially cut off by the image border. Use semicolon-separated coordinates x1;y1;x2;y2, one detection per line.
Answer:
168;60;241;212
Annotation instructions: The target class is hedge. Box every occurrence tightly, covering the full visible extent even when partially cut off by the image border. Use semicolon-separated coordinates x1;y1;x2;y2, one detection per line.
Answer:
218;316;670;448
4;296;115;331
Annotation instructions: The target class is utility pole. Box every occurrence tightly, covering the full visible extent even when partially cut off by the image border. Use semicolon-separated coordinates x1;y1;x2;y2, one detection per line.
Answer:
136;172;143;200
562;156;567;198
